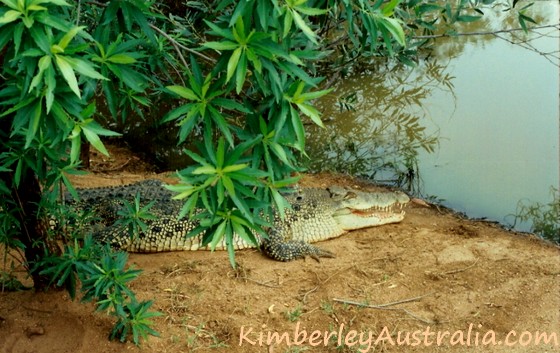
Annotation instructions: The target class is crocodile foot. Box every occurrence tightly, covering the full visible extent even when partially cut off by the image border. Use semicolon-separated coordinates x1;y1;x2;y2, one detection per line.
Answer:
261;239;335;262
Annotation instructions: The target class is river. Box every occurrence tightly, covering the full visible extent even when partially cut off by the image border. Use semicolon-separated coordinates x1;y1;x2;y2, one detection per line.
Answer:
309;1;559;233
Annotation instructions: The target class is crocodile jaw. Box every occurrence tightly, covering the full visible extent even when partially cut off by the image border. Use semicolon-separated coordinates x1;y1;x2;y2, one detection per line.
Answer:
331;189;409;230
332;208;406;230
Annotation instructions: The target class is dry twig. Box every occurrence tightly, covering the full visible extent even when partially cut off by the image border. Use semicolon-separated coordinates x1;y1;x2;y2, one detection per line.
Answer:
332;293;435;324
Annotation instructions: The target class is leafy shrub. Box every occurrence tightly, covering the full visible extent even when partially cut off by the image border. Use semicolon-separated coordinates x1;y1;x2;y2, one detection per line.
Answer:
38;235;160;344
513;187;560;243
0;0;538;344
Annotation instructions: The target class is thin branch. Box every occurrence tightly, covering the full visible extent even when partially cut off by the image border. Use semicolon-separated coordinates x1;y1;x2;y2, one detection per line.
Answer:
440;258;479;276
333;293;435;324
75;0;82;25
148;24;216;65
412;23;560;39
333;292;433;309
84;0;216;66
493;31;560;67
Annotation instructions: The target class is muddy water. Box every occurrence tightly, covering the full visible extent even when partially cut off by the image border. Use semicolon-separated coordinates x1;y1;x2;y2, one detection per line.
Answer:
309;2;559;232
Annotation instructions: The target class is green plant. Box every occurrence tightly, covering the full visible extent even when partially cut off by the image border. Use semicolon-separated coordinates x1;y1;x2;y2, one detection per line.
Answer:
513;187;560;243
0;0;540;345
114;193;158;238
183;322;229;349
285;304;304;322
320;300;335;315
160;0;432;267
0;0;163;342
38;235;161;344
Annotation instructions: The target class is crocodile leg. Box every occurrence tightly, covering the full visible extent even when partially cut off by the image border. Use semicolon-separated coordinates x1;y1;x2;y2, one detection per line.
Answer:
261;229;335;261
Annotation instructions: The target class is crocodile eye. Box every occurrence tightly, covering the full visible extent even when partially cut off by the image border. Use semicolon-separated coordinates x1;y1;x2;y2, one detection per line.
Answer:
293;204;301;211
344;191;357;200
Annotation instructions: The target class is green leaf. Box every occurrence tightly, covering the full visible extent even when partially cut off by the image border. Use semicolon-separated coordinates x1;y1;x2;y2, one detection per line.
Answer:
0;0;18;10
183;149;209;166
167;85;198;100
212;98;251;113
221;175;235;197
66;57;107;80
106;53;137;64
380;17;406;46
227;47;242;83
28;26;51;53
298;88;332;101
271;188;288;219
117;65;145;92
55;55;80;98
192;165;217;175
269;142;293;167
25;102;42;148
82;119;120;137
456;15;482;22
44;66;56;113
69;127;81;164
0;10;21;24
82;126;109;156
231;220;256;248
209;221;227;250
283;9;293;37
290;106;305;151
296;6;327;16
204;20;235;41
203;41;239;51
381;0;401;16
38;0;70;6
222;163;248;173
22;16;34;28
208;106;234;146
296;103;323;127
291;9;318;44
28;54;51;92
215;137;225;168
58;26;84;50
235;49;247;93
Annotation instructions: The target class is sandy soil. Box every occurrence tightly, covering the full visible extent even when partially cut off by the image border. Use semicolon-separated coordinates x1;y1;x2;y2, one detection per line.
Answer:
1;144;559;353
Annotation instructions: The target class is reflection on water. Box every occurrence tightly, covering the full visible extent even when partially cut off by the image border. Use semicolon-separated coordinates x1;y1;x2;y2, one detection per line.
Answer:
308;1;559;233
308;60;449;191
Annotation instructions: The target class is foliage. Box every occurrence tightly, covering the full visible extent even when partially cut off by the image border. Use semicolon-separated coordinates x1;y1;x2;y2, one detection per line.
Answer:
0;0;541;345
303;60;445;190
161;0;513;265
0;0;163;343
114;193;158;238
513;187;560;243
38;235;161;344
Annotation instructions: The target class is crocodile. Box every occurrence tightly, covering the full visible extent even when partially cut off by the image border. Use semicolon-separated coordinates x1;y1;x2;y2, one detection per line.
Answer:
70;179;409;261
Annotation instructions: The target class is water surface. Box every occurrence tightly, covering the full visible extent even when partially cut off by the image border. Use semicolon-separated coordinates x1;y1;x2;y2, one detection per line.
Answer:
309;2;559;232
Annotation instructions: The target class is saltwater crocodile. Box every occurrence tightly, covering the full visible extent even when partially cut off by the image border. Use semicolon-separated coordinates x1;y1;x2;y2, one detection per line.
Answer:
70;180;409;261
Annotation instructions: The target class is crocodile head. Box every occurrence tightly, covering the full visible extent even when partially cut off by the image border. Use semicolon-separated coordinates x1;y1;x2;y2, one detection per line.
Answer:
327;186;409;230
282;186;409;245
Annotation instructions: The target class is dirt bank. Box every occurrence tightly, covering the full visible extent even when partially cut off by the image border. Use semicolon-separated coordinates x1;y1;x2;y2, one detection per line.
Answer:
1;145;558;353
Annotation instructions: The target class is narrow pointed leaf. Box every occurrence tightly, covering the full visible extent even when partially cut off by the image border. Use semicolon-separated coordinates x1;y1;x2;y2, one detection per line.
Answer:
82;127;110;156
167;85;198;100
55;55;80;98
58;26;85;50
0;10;21;24
291;9;318;44
227;47;242;82
203;41;239;50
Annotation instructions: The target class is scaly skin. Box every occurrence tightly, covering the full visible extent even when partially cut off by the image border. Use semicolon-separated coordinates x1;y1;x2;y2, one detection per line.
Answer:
71;180;409;261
